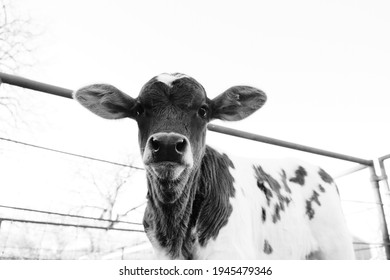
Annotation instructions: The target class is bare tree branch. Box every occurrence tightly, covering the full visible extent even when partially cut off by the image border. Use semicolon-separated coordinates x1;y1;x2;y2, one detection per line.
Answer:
77;158;141;223
0;0;37;126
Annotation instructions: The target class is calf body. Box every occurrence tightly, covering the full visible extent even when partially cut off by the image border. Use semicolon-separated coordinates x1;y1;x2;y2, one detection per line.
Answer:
74;73;354;259
195;152;354;259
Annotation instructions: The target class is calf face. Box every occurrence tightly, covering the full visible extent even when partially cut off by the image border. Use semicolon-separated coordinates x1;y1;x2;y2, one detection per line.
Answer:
74;73;266;203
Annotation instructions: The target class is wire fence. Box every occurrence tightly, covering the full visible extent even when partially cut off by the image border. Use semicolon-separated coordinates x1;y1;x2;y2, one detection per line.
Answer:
0;204;150;260
0;136;144;170
0;220;152;260
0;218;144;232
0;136;149;260
0;204;144;226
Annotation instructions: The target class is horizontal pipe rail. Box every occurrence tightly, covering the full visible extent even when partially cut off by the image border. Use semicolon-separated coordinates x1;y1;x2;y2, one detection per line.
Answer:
0;72;72;99
379;154;390;162
207;124;373;166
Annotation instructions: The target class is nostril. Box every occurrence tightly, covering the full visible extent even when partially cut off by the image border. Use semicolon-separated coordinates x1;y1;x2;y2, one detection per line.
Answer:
150;138;160;152
175;139;186;154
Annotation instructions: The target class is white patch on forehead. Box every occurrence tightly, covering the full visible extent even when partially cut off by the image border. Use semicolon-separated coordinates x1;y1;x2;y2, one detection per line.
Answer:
156;73;189;87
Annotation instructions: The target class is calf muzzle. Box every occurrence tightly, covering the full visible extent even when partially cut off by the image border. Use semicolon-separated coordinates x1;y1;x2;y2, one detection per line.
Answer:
143;133;193;180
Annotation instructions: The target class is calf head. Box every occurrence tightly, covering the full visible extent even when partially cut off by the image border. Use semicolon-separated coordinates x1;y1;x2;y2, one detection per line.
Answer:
74;73;266;203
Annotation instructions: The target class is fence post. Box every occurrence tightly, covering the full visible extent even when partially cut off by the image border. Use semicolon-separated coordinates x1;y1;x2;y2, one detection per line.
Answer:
379;155;390;193
369;166;390;259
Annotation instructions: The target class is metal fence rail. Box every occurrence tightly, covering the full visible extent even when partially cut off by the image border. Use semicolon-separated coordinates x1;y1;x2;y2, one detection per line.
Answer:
1;71;389;259
0;204;143;226
0;218;144;233
0;72;72;98
207;124;373;166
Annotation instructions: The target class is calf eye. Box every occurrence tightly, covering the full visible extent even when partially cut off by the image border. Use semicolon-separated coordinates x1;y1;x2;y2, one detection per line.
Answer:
198;106;208;119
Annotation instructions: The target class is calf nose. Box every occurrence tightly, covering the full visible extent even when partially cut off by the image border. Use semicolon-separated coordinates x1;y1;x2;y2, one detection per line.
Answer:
146;133;190;164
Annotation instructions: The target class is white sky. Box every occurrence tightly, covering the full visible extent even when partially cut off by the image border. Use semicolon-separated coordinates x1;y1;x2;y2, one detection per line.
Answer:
1;0;390;255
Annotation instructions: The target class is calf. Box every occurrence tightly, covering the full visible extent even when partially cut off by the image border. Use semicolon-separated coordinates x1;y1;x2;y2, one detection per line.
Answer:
74;73;355;259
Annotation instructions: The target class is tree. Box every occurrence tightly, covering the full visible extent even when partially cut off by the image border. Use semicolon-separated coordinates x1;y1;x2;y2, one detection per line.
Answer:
78;162;144;226
74;160;146;256
0;0;35;125
0;0;34;73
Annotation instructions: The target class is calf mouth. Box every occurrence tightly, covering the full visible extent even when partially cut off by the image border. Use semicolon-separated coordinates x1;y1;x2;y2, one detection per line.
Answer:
146;161;190;204
148;161;187;181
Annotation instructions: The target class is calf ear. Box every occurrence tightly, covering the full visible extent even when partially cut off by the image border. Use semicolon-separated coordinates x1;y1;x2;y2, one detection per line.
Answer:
73;84;137;119
210;86;267;121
